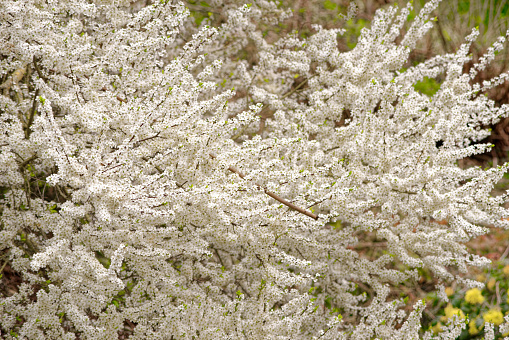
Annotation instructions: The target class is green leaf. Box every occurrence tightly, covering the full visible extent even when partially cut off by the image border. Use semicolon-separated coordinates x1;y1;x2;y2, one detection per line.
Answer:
330;220;342;230
323;0;336;10
458;0;469;14
324;297;332;309
413;77;441;96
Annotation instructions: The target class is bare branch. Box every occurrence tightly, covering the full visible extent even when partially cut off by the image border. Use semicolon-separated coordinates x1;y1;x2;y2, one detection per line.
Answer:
209;152;318;220
25;88;40;139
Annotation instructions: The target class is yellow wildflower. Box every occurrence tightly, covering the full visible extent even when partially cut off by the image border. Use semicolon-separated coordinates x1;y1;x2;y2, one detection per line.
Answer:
487;278;496;291
444;287;454;297
476;274;486;282
465;288;485;304
468;320;480;336
431;322;443;334
440;304;465;323
483;309;504;326
504;265;509;276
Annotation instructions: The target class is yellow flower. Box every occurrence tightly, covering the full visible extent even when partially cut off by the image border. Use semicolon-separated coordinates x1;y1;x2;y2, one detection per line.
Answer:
487;278;496;291
465;288;485;304
468;320;480;336
440;304;465;323
444;287;454;297
483;309;504;326
476;274;486;282
431;322;443;334
504;265;509;276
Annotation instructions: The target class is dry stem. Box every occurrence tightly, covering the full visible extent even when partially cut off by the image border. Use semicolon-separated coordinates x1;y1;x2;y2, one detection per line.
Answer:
209;152;318;220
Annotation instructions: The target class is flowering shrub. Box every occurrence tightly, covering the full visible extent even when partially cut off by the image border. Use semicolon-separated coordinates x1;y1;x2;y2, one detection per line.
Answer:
1;0;509;338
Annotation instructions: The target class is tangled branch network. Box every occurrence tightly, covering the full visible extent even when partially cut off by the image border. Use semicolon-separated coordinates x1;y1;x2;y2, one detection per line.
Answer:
1;0;509;338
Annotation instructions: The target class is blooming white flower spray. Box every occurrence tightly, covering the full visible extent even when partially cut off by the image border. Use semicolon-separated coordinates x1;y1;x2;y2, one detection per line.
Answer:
1;0;509;338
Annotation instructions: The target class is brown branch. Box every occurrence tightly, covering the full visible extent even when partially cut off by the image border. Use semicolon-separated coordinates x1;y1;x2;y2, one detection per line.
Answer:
56;185;69;200
0;66;26;91
18;154;37;170
186;4;221;15
499;244;509;261
281;74;316;100
25;88;40;139
209;152;318;220
236;280;252;298
33;57;48;82
136;132;161;145
435;16;450;54
101;163;123;173
349;241;387;249
0;257;9;274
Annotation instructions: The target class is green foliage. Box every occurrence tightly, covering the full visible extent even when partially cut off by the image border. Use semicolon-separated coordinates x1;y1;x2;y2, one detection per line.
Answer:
47;204;58;214
323;0;336;11
329;220;342;230
95;251;111;269
413;77;441;96
407;7;416;22
344;18;368;49
458;0;470;15
187;0;212;26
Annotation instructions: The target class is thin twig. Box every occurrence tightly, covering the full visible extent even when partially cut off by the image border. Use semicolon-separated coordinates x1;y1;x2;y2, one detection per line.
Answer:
186;4;221;14
18;154;37;169
33;57;48;82
25;88;39;139
496;281;501;306
281;74;316;100
231;125;248;141
56;185;69;200
209;152;318;220
350;241;387;248
211;246;224;267
236;280;252;298
0;251;11;274
136;132;161;145
435;16;450;54
499;244;509;261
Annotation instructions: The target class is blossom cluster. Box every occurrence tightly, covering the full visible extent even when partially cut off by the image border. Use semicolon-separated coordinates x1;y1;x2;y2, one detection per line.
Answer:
1;0;509;338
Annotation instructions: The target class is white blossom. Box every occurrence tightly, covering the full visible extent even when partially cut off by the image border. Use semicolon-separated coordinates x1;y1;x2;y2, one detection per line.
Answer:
1;0;509;338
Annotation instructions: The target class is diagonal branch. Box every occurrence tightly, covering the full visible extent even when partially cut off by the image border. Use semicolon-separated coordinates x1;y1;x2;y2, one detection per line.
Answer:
209;152;318;220
18;154;37;170
33;56;48;82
